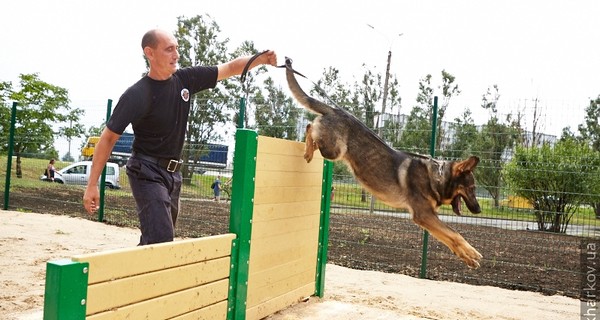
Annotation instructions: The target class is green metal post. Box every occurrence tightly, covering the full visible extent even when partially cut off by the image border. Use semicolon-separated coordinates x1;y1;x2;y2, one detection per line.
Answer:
43;259;89;320
237;97;246;129
420;96;438;279
315;160;333;297
97;99;112;222
228;129;258;320
3;102;17;210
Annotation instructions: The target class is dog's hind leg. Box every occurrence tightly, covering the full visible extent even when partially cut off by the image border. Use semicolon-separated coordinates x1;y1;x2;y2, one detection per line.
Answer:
304;123;317;163
413;211;482;268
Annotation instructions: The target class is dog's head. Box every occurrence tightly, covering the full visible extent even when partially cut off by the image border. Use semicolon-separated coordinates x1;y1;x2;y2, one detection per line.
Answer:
448;156;481;215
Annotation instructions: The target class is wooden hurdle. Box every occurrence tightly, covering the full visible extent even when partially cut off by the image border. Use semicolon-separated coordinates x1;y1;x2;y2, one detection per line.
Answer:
43;129;333;320
43;234;237;319
229;130;332;320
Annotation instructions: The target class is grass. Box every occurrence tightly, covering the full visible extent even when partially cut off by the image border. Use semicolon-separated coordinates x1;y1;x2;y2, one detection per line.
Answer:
0;156;223;200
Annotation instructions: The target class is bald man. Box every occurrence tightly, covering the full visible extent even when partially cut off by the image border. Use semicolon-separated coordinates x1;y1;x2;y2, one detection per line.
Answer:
83;29;276;245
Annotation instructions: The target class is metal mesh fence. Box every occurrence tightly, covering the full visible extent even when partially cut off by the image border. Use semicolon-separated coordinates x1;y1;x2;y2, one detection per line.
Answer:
2;97;598;300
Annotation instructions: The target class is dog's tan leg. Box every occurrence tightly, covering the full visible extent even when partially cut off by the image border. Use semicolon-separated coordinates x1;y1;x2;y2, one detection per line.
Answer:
304;123;317;163
413;211;482;268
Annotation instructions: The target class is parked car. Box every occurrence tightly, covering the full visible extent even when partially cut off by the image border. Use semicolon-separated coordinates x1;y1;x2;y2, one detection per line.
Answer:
40;161;120;189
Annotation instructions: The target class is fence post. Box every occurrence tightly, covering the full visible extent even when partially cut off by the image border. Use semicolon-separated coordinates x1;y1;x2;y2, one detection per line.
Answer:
97;99;112;222
3;102;17;210
420;96;438;279
228;129;258;320
237;97;246;129
315;160;333;297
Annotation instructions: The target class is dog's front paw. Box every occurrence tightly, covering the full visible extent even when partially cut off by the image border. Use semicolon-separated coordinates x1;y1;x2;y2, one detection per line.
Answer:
304;143;315;163
456;242;483;269
304;152;314;163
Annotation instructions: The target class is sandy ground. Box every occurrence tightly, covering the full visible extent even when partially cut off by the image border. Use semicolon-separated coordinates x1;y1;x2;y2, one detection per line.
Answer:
1;210;581;320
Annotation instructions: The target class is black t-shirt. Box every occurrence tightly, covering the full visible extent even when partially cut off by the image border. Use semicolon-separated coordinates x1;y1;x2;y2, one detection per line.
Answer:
107;66;218;159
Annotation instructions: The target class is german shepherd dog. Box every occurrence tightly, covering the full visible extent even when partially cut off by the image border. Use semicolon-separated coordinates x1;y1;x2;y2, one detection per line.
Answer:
285;58;483;268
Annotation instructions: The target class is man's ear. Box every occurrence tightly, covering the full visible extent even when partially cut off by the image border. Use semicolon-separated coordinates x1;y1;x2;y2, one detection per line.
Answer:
143;47;153;60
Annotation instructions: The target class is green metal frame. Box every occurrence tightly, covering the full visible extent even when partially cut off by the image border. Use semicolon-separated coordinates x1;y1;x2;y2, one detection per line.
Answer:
420;96;438;279
315;160;333;297
43;259;89;320
3;102;17;210
228;129;258;320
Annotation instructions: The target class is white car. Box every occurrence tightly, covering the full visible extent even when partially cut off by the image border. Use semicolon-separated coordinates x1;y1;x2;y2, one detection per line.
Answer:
41;161;121;189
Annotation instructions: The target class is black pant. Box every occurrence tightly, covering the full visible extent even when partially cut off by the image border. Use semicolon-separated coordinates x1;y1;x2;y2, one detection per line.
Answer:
126;156;182;245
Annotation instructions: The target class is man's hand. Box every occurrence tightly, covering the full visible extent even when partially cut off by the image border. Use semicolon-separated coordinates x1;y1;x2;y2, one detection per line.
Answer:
83;185;99;215
260;50;278;67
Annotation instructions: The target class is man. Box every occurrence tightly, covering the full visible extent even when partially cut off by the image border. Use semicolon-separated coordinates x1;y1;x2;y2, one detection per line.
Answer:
83;29;277;245
212;175;221;202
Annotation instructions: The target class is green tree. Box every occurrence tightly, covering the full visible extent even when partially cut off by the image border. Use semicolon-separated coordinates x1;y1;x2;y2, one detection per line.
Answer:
380;76;403;146
444;108;478;160
397;70;459;153
472;85;519;207
58;109;86;162
577;95;600;217
230;40;270;129
174;14;234;183
356;65;382;129
397;74;433;153
0;73;82;177
437;70;461;150
504;138;600;232
254;77;299;139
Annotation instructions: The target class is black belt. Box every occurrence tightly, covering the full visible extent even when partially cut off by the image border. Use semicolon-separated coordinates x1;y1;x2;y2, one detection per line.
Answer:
132;152;183;173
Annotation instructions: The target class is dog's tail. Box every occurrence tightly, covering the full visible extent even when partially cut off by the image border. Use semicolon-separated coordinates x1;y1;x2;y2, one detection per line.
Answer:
285;57;333;115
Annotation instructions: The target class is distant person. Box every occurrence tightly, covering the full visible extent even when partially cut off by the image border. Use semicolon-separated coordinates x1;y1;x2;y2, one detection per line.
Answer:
46;159;56;182
212;176;222;202
82;28;277;245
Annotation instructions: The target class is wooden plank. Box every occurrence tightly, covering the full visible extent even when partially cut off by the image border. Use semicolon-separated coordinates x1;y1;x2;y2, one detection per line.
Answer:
250;243;318;274
247;269;316;307
254;186;323;205
252;202;321;222
72;233;235;284
246;283;315;320
251;214;320;240
257;136;309;157
254;170;323;188
256;152;323;174
169;300;228;320
86;257;230;315
248;257;316;295
249;232;319;273
87;279;229;320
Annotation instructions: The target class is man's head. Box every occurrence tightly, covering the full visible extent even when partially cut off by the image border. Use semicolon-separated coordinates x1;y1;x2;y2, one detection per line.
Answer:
142;29;179;80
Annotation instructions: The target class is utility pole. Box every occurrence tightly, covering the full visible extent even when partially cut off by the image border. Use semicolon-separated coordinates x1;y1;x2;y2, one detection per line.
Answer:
377;49;392;131
367;24;403;214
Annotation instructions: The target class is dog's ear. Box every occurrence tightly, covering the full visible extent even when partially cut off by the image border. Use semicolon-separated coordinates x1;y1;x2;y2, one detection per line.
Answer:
453;156;480;175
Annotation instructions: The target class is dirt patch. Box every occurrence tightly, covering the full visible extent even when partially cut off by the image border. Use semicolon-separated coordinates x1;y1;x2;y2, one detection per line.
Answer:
6;187;587;300
1;210;581;320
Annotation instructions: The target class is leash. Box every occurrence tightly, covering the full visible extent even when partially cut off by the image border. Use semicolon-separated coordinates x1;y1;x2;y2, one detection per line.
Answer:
240;49;271;84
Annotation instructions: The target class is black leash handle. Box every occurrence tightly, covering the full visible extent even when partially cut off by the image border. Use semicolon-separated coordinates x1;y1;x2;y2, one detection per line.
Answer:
240;50;270;84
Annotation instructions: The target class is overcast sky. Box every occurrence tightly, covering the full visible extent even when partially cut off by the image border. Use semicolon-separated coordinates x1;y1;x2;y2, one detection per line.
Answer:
2;0;599;147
